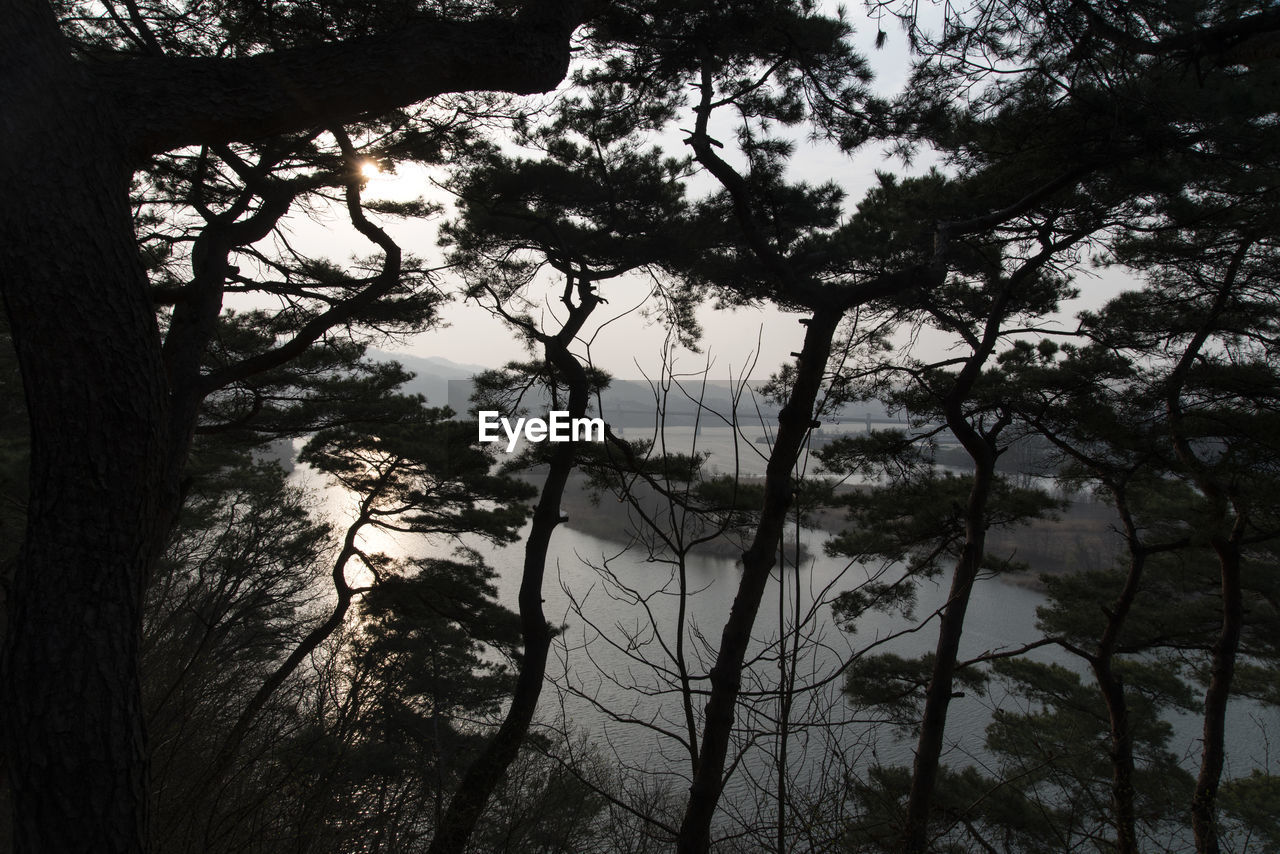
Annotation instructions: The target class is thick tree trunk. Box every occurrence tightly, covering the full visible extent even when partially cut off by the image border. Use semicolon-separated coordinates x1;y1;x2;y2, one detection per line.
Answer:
3;0;582;847
676;309;841;854
1;9;174;852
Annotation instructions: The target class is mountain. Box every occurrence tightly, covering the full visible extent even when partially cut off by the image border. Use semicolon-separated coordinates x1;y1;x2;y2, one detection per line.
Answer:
368;349;905;427
368;349;489;409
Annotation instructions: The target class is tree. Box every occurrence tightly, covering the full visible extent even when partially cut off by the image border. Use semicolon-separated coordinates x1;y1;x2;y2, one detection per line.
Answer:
451;4;1126;845
995;337;1199;854
427;113;690;850
1049;235;1280;852
826;129;1280;851
0;321;23;575
544;355;854;851
822;3;1280;849
140;445;332;854
1;2;580;850
306;554;527;852
134;427;542;853
216;401;534;771
839;174;1108;852
11;1;1280;850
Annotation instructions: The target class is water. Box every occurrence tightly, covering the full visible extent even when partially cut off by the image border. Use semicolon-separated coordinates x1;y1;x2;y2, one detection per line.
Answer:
292;427;1278;846
485;521;1048;762
478;521;1277;850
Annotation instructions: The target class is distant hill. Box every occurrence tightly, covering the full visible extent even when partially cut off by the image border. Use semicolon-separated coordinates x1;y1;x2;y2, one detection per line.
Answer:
368;348;907;427
368;349;489;409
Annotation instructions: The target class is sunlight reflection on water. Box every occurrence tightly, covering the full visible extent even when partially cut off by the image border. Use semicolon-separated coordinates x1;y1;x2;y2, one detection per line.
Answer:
287;431;1278;840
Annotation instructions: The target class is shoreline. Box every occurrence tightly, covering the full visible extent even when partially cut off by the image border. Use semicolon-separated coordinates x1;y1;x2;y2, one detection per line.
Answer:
533;471;1123;591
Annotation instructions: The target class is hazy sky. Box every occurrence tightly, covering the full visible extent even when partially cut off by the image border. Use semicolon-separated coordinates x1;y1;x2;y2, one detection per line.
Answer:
264;11;1132;382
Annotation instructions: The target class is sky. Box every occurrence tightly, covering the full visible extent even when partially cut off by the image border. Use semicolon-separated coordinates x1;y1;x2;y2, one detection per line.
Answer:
262;8;1134;384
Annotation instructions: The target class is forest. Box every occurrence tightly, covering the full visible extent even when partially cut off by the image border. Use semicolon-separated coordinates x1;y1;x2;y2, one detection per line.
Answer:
1;0;1279;852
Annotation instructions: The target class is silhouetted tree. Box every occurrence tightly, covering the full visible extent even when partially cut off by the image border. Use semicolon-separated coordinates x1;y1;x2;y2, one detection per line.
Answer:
1;2;580;849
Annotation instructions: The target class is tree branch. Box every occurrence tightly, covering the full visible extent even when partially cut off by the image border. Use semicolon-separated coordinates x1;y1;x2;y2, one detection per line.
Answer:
105;2;582;158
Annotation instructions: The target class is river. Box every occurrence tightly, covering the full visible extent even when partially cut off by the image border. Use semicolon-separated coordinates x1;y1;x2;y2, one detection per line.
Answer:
294;425;1278;849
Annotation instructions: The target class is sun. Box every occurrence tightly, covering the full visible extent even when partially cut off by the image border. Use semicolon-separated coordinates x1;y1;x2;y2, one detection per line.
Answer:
352;159;427;202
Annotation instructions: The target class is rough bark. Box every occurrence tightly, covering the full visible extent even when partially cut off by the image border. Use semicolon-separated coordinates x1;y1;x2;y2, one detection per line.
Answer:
1;8;172;852
676;308;842;854
0;1;579;851
109;3;581;157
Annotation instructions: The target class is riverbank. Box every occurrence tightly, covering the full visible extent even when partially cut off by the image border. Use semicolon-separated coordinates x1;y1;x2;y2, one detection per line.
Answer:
531;471;1121;588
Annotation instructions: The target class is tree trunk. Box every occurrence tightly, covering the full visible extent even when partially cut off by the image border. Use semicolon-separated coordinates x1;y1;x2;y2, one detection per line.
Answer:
1163;256;1248;854
899;358;1006;854
2;2;581;850
899;462;993;854
676;309;841;854
1092;656;1138;854
219;527;365;762
1;9;174;851
426;325;593;854
1090;505;1147;854
1191;535;1244;854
